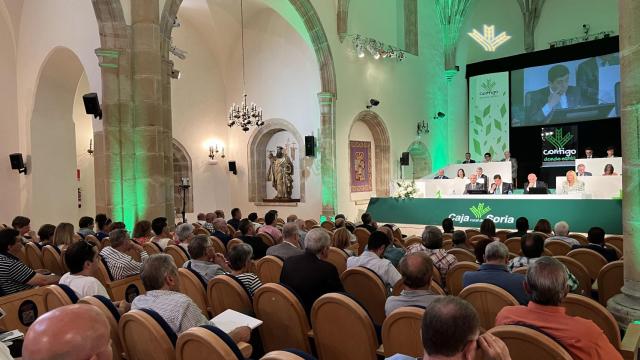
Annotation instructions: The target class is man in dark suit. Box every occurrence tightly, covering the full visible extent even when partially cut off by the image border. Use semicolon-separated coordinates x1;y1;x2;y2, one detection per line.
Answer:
489;175;512;195
356;213;377;233
571;227;618;263
462;152;476;164
576;164;592;176
237;219;268;259
433;169;449;179
525;64;582;123
523;173;548;194
475;167;489;187
463;174;485;194
280;228;344;315
576;54;620;106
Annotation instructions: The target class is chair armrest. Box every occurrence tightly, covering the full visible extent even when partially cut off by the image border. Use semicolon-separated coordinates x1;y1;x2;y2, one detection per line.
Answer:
376;344;385;356
307;329;314;338
620;323;640;360
238;342;252;359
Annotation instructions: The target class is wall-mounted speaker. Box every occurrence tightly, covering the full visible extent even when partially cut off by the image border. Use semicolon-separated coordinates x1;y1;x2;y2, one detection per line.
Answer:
82;93;102;119
400;152;410;166
9;153;27;174
305;136;315;157
228;161;237;175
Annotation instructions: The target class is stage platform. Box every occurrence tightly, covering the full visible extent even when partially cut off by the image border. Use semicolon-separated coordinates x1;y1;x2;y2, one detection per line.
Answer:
366;196;622;234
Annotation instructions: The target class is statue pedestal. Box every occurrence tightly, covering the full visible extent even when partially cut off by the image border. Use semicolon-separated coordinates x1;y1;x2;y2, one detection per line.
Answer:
261;198;300;203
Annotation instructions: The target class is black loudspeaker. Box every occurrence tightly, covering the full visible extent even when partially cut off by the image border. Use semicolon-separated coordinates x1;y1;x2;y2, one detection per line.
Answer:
9;153;27;174
228;161;237;175
82;93;102;119
400;152;410;166
305;136;315;157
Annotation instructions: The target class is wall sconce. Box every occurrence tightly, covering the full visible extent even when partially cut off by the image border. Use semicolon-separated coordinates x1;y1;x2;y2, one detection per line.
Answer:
208;144;225;163
416;112;445;136
87;139;94;156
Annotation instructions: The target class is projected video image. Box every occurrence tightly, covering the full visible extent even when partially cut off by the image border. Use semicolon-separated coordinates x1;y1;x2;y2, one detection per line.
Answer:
511;53;620;127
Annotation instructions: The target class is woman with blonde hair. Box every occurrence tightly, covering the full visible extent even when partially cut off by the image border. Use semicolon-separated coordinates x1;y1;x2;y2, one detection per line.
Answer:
53;223;79;252
332;228;355;256
558;170;585;194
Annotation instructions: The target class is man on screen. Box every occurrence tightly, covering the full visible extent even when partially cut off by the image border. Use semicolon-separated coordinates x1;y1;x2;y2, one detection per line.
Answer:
490;175;512;195
525;64;582;123
523;173;548;194
464;174;485;194
576;54;620;106
577;164;592;176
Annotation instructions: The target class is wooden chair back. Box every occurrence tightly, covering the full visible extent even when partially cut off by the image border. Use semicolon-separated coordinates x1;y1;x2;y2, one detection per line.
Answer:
567;248;608;280
207;275;253;316
354;228;371;255
142;242;162;255
459;283;519;330
382;307;424;358
42;284;77;311
119;310;176;360
512;266;527;275
554;256;592;297
226;224;237;237
210;236;227;254
193;228;210;236
447;248;476;263
321;221;335;231
597;260;623;306
166;245;190;268
496;230;511;242
607;243;623;259
469;234;490;246
545;240;572;256
42;245;65;275
226;238;243;252
257;233;275;247
78;295;124;360
446;261;480;296
561;293;621;349
0;287;45;333
442;239;453;250
488;325;572;359
340;267;387;326
24;242;44;270
253;283;312;353
504;237;521;254
85;235;101;250
605;236;623;253
568;233;588;245
465;229;481;238
303;219;317;231
255;255;284;284
178;268;208;316
404;236;422;248
325;247;348;274
311;293;378;360
176;326;248;360
95;257;146;302
431;265;442;286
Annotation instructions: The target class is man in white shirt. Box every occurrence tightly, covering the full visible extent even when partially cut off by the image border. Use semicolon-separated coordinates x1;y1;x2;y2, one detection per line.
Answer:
99;229;148;280
183;235;229;282
132;254;250;343
151;217;173;250
346;231;401;289
266;222;304;260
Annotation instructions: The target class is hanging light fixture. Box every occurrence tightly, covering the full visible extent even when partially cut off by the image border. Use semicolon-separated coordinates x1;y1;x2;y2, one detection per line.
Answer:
227;0;264;132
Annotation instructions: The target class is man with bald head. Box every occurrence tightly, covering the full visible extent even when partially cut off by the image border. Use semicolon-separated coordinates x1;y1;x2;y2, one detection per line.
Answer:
22;304;112;360
523;173;548;194
385;252;441;315
266;222;303;260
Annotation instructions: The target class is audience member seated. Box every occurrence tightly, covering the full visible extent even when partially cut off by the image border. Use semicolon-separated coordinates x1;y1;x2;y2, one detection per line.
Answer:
506;217;529;239
238;219;268;259
258;210;283;243
110;222;126;231
442;218;454;234
22;304;113;360
212;218;232;246
347;231;401;289
266;222;304;260
175;223;194;254
509;233;579;292
132;220;153;245
78;216;97;239
0;228;59;295
332;228;355;256
496;257;620;360
480;218;498;240
385;253;442;315
215;210;226;219
294;218;308;246
280;228;344;315
37;224;56;248
474;237;493;265
203;212;216;234
356;212;377;233
183;235;229;282
533;218;553;236
572;226;619;262
452;230;473;252
228;243;262;296
150;217;173;250
132;254;251;342
12;216;35;243
248;212;262;230
197;213;206;227
463;242;528;305
54;222;79;252
407;226;457;285
99;229;148;280
95;213;111;241
545;221;579;246
379;225;406;267
228;208;242;231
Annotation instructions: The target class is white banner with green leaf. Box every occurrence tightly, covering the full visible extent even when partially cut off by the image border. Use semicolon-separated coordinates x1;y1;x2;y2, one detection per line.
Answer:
468;72;510;161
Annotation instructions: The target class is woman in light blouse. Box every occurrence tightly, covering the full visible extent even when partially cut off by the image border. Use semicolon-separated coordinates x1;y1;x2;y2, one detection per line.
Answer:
559;170;585;194
603;164;618;176
456;169;466;179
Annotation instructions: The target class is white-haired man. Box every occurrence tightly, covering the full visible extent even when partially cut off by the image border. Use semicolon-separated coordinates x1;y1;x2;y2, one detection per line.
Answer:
545;221;579;247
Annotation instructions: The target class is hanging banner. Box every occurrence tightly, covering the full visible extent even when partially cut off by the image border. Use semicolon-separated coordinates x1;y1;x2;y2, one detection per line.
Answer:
349;140;372;193
468;72;510;161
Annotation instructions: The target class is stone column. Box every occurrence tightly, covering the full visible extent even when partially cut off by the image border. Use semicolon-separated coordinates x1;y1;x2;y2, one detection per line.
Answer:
607;0;640;330
318;92;337;218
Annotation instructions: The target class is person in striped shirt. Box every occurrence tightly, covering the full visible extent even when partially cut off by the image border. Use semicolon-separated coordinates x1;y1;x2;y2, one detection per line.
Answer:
99;229;148;280
0;228;59;295
228;243;262;296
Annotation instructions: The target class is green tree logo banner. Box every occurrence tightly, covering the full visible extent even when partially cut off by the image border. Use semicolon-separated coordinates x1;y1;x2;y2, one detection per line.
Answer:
546;128;573;149
469;203;492;219
468;72;510;162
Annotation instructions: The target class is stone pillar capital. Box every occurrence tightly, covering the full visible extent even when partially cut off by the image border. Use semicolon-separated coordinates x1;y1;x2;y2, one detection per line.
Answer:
95;48;121;69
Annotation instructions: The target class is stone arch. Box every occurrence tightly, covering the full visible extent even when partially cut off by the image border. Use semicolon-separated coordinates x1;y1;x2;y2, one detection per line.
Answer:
348;111;391;197
172;139;193;214
247;119;306;203
407;140;432;179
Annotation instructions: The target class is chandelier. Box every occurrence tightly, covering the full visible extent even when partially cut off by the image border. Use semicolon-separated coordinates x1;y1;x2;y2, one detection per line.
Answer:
227;0;264;132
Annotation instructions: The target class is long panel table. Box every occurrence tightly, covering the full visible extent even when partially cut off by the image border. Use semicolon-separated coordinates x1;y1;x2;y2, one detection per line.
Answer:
366;196;622;234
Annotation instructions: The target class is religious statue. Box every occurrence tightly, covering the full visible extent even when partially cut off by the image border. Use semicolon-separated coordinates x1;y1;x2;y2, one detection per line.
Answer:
267;146;294;199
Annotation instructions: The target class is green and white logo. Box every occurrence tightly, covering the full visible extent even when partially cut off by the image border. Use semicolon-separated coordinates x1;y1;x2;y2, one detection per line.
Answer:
479;79;499;97
449;202;514;225
469;203;491;219
546;128;573;149
542;127;577;161
468;25;511;52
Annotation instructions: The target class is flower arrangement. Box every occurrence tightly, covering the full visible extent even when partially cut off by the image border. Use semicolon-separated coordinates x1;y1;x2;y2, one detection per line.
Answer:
395;180;417;199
